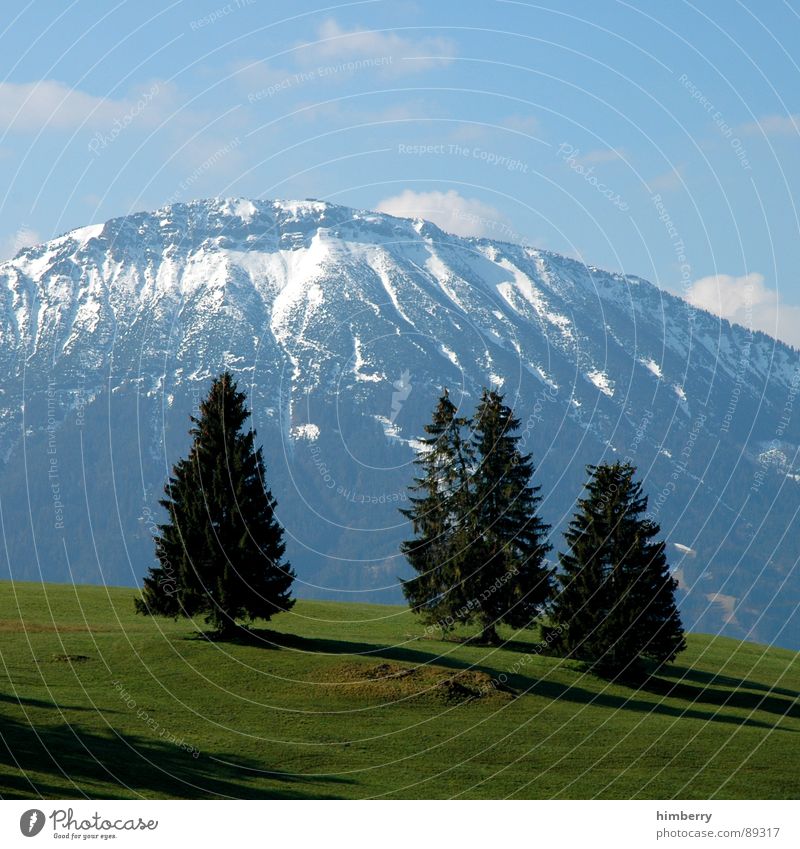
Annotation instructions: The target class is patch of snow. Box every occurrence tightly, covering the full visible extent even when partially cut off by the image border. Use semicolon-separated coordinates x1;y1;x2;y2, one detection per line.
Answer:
291;423;320;441
276;199;328;219
587;369;614;397
21;248;58;279
759;447;787;468
440;344;459;367
72;223;104;245
374;414;400;439
372;255;413;325
642;358;663;379
230;199;257;222
307;283;323;306
353;337;383;383
74;299;102;333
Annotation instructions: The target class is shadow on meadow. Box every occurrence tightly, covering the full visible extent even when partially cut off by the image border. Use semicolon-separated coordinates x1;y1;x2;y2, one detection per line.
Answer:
0;706;349;799
232;627;798;733
661;664;800;700
636;668;800;722
0;692;100;712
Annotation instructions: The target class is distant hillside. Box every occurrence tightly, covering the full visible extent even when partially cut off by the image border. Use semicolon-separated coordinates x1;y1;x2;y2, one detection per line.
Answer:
0;581;797;799
1;198;799;648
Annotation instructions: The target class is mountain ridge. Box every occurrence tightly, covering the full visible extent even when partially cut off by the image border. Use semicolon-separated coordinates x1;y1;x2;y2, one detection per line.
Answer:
1;197;798;649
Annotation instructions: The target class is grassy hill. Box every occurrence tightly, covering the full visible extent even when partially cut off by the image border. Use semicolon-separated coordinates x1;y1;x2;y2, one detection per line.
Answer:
0;580;797;799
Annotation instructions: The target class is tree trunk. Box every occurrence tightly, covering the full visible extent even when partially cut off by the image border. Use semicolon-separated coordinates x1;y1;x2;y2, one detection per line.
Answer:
479;623;500;645
213;612;238;639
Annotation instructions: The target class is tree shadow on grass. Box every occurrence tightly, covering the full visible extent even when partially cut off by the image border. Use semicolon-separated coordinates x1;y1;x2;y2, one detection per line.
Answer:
0;692;102;712
0;711;349;800
632;674;800;723
514;673;797;731
246;629;797;733
660;664;800;701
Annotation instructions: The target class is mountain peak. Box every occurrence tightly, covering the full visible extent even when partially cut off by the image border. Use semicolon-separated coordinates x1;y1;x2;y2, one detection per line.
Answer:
1;196;799;648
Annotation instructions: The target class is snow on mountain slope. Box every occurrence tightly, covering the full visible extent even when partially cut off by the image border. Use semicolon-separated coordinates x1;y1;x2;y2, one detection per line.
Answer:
0;198;798;648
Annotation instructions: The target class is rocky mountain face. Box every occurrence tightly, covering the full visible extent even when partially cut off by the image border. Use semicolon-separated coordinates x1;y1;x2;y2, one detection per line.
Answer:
1;197;798;648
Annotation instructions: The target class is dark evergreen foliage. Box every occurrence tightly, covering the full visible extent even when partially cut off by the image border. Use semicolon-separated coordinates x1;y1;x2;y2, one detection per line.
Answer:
135;372;294;635
467;389;553;643
550;462;686;673
400;390;473;631
400;388;552;643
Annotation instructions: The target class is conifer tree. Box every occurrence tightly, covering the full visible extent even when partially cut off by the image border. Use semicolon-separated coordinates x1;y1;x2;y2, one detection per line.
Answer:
467;389;552;643
400;390;473;631
550;462;685;674
401;388;552;644
135;372;294;635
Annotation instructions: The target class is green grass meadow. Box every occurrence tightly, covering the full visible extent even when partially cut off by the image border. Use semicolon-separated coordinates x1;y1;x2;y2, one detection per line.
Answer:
0;580;798;799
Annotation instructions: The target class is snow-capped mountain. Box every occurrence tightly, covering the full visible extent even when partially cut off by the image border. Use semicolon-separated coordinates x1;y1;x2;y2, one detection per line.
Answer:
1;198;798;648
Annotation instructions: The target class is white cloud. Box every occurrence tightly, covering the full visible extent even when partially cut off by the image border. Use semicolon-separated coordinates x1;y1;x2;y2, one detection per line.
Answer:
0;80;111;130
501;115;541;135
685;272;800;347
376;189;520;240
1;226;41;261
578;147;626;165
740;114;800;137
235;19;455;98
446;123;492;143
289;97;433;126
647;166;684;193
297;18;455;73
0;79;173;133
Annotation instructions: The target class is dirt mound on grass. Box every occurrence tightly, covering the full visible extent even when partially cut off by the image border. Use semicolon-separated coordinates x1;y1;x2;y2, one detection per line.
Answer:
321;661;514;704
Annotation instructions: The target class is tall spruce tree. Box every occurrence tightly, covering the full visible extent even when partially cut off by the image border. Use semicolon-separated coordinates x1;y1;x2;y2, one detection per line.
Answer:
135;372;295;635
467;389;553;643
550;462;685;674
400;390;473;631
401;388;552;643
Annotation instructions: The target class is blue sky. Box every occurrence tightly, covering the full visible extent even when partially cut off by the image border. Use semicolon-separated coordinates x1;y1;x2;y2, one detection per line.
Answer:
2;0;800;342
